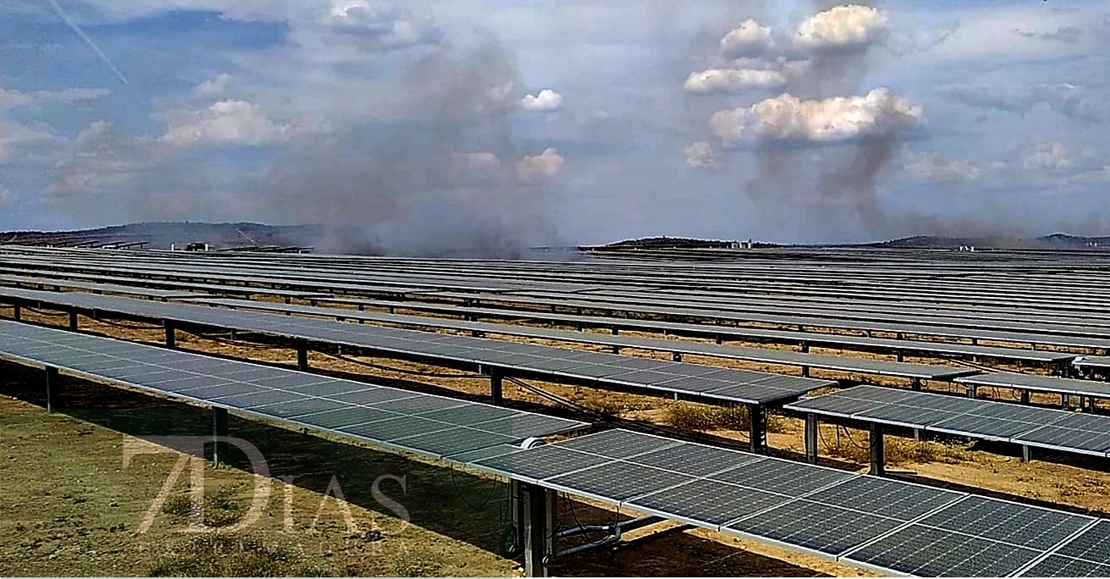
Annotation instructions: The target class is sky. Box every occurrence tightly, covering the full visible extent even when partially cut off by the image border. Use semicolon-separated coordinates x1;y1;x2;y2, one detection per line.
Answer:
1;0;1108;251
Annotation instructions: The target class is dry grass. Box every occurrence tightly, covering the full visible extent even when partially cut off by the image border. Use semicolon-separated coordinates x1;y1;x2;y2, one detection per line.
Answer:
664;402;789;434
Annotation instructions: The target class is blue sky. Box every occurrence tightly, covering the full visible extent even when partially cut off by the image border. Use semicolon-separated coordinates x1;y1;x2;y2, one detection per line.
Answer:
1;0;1108;246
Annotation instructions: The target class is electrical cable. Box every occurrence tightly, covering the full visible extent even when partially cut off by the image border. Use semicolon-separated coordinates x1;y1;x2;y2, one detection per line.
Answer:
448;467;498;512
321;350;490;379
839;425;870;451
91;318;165;330
22;307;68;317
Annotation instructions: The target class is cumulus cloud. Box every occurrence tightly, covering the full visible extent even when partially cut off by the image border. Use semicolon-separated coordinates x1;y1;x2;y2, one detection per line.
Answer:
191;73;232;98
520;89;564;112
684;142;724;171
683;68;787;95
1;87;110;110
719;19;773;57
1023;141;1074;171
320;0;442;50
709;88;922;146
902;150;980;182
794;4;889;51
161;100;305;147
516;148;564;183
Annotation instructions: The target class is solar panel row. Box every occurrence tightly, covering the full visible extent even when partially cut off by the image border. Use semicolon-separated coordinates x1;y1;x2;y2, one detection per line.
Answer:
785;386;1110;457
467;428;1109;577
0;286;835;405
0;319;587;460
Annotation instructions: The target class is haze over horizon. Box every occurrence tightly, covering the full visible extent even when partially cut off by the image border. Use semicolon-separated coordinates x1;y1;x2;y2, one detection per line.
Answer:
1;0;1108;254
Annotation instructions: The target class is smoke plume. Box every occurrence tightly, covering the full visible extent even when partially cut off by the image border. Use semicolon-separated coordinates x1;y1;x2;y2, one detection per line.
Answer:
247;39;564;257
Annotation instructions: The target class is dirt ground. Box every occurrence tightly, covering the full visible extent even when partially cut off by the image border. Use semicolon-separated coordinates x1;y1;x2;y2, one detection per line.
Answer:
3;303;1110;577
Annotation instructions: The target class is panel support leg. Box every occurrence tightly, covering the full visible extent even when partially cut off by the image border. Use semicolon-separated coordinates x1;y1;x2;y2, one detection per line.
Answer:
165;321;176;349
1020;389;1030;404
965;383;975;398
672;352;682;362
297;340;309;371
804;413;818;464
747;404;766;454
896;350;904;363
45;366;60;413
800;342;809;354
611;345;620;354
212;407;229;467
522;483;550;578
869;423;885;477
12;304;20;320
912;378;923;391
801;365;810;378
69;311;78;331
1022;445;1031;463
715;335;723;345
490;369;504;406
611;327;619;336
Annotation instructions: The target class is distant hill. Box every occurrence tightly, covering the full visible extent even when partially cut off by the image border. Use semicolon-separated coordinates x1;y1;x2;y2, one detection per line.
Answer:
0;222;332;252
855;233;1110;250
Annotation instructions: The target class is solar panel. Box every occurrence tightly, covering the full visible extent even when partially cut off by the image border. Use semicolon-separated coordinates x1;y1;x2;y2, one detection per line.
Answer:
709;457;854;496
627;478;791;526
391;427;517;458
473;445;611;482
250;397;344;418
295;406;398;429
725;500;904;556
806;475;963;521
553;429;680;459
327;388;420;405
918;496;1093;550
472;414;585;438
417;404;519;426
844;524;1042;577
215;388;304;408
338;415;455;441
928;414;1041;441
626;442;762;477
544;461;692;502
1054;520;1110;562
1020;554;1110;577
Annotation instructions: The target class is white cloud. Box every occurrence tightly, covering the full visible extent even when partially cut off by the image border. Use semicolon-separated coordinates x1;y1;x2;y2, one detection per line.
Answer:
520;89;564;112
795;4;889;51
1;87;110;110
516;148;564;183
446;151;502;181
709;88;922;146
0;185;13;208
902;150;980;182
683;68;787;95
684;142;724;171
191;73;232;98
719;19;773;57
161;100;305;147
1023;141;1074;171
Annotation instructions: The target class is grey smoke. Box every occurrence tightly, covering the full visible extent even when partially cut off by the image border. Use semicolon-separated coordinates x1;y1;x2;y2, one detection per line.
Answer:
243;38;563;258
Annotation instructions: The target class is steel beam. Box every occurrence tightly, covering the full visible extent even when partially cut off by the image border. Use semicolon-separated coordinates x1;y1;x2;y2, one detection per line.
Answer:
869;422;885;476
522;483;550;577
212;407;229;467
748;404;766;454
804;413;818;464
45;366;60;413
490;369;504;406
297;340;309;371
164;321;176;349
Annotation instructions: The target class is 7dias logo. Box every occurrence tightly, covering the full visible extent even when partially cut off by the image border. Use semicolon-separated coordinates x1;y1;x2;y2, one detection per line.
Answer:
122;435;409;534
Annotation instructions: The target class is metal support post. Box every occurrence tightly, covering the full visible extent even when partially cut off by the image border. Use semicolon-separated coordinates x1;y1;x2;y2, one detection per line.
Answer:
672;352;682;362
912;378;922;391
715;335;723;345
869;423;885;476
801;365;810;378
69;311;78;331
747;404;766;454
896;350;904;363
284;297;291;305
212;407;229;467
1022;445;1031;463
800;342;809;353
804;413;818;464
611;345;620;354
1020;389;1030;404
297;341;309;371
164;321;176;349
45;366;60;413
611;327;619;336
522;483;550;578
1062;394;1070;409
490;369;504;406
12;304;19;320
966;383;976;398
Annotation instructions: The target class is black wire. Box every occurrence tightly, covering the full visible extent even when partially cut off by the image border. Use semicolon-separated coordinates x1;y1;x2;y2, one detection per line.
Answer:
91;318;165;330
177;328;275;350
839;425;870;451
448;467;498;512
23;307;68;317
322;350;490;379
